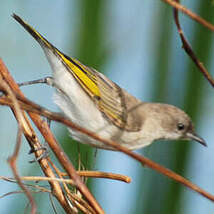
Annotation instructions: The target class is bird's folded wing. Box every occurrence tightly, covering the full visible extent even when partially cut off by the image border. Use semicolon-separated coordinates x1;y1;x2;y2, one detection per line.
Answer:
63;59;143;131
94;68;143;132
56;58;143;132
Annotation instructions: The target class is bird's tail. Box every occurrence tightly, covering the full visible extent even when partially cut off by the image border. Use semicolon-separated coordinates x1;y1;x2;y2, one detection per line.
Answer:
12;13;101;99
12;13;54;50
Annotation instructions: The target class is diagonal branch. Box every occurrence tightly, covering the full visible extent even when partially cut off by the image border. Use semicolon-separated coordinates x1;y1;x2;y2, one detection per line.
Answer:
162;0;214;32
172;0;214;87
0;60;214;203
0;79;37;214
0;59;104;214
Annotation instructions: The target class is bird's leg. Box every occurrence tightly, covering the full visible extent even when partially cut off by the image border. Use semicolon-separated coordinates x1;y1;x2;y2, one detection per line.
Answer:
18;76;53;87
18;77;54;163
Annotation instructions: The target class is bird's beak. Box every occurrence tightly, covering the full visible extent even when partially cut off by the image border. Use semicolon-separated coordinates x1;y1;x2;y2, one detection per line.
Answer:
186;132;207;147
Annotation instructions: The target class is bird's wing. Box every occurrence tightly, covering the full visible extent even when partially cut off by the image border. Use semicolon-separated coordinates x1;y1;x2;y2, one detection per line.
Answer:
13;14;143;131
93;68;143;131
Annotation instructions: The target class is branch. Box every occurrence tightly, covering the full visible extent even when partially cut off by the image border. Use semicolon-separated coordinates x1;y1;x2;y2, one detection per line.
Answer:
0;75;37;214
172;0;214;87
162;0;214;32
0;59;104;214
0;60;214;203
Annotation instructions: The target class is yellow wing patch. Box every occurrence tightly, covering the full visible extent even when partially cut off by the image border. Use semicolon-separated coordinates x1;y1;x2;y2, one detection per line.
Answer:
56;51;100;98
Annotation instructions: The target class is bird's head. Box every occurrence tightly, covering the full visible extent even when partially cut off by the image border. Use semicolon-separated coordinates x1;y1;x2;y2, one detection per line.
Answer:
142;103;206;146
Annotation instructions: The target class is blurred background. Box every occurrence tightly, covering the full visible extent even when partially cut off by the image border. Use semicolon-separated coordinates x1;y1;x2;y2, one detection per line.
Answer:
0;0;214;213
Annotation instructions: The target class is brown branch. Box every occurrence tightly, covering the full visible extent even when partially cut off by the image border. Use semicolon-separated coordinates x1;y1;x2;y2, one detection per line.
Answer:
0;171;131;184
172;0;214;87
73;171;131;183
162;0;214;32
32;108;214;202
25;115;104;213
1;79;214;202
0;77;37;214
0;59;103;214
0;67;75;214
10;128;37;214
1;58;214;208
68;193;97;214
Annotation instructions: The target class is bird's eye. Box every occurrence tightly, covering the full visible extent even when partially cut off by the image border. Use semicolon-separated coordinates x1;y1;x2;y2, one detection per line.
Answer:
177;123;185;131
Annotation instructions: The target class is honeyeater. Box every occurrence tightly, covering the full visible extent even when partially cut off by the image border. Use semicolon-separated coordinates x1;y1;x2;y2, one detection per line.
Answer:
13;14;206;150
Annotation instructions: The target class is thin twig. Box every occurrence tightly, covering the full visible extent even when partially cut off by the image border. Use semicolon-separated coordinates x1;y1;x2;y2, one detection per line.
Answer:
68;193;96;214
0;172;130;184
66;171;131;183
162;0;214;32
9;128;37;214
172;0;214;87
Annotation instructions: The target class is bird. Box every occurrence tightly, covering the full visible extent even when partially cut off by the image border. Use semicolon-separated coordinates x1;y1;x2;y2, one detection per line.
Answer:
12;13;207;150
